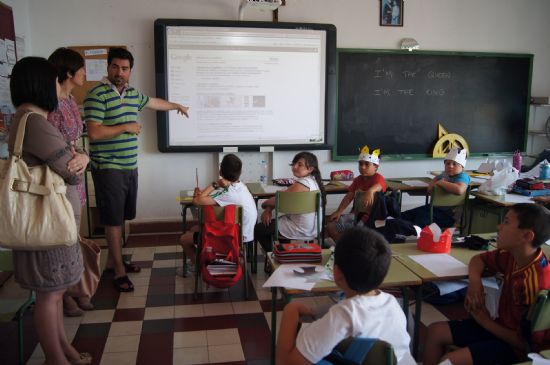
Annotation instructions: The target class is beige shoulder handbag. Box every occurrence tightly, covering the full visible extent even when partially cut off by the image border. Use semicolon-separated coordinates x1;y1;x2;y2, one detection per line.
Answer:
0;112;77;250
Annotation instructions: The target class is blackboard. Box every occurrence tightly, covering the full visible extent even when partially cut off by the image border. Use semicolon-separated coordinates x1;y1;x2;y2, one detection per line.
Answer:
334;49;533;160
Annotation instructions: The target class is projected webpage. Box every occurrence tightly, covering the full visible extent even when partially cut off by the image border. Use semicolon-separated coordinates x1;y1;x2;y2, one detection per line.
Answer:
165;26;326;146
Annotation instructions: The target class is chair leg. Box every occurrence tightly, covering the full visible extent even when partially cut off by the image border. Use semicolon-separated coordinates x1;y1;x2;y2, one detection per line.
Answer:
252;241;257;274
193;253;200;300
243;243;249;300
17;290;35;365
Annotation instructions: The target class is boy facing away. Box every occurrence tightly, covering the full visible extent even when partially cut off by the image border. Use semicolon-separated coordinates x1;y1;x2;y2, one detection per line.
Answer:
276;227;411;365
401;147;470;228
424;203;550;365
178;154;257;273
326;146;387;241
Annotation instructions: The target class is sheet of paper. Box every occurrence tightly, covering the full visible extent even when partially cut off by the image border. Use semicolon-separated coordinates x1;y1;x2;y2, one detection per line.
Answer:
409;253;467;277
504;193;534;204
85;59;107;81
262;185;287;194
432;277;499;296
402;180;428;187
432;280;469;296
262;264;325;291
528;353;550;365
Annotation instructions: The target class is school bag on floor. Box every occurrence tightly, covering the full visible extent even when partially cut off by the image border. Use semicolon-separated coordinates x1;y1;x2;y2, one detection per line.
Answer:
200;205;242;288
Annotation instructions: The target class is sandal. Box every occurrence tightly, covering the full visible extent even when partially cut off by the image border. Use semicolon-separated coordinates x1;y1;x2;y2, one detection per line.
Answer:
68;352;92;365
63;296;84;317
113;275;134;292
77;297;95;311
104;261;141;274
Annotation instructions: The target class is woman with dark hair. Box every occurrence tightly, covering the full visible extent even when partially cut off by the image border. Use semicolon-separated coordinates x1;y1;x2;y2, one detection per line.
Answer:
47;47;92;317
255;152;326;263
8;57;91;365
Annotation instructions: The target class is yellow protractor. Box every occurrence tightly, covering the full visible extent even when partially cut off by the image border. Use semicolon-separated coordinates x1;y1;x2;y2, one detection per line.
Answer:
432;124;469;157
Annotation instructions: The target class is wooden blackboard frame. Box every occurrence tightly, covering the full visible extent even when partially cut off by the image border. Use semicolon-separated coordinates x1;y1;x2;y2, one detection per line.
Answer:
333;49;533;161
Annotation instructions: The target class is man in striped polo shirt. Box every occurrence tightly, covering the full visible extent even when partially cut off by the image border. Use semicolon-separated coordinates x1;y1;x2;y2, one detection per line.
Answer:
84;47;189;292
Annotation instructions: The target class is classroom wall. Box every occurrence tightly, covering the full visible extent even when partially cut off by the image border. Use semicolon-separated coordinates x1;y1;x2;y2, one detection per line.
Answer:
9;0;550;221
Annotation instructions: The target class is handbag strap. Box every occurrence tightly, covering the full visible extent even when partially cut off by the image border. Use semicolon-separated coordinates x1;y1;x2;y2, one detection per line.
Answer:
13;112;34;159
9;111;64;196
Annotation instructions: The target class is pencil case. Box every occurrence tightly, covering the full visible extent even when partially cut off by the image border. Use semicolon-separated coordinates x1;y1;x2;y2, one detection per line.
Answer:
330;170;354;181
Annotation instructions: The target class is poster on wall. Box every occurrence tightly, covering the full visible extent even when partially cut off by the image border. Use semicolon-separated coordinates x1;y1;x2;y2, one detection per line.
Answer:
0;1;17;159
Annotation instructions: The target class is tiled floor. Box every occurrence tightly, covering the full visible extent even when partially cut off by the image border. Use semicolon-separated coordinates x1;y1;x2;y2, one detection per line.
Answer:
0;233;468;365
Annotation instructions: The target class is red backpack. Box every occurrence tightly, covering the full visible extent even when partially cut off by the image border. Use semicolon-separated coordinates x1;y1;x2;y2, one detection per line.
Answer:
200;205;243;289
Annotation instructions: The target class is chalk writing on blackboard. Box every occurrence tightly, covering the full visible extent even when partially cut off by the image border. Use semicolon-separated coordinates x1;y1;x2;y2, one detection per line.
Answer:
335;50;532;159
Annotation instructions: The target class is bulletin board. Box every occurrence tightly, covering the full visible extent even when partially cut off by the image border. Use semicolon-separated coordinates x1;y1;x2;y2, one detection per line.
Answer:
0;1;17;158
68;45;125;105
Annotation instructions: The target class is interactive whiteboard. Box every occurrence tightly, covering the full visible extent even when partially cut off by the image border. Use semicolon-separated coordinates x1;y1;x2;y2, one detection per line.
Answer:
154;19;337;152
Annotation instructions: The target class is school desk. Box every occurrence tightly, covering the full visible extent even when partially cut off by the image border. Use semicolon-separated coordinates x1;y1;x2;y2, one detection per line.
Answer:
467;191;536;234
391;242;488;358
266;249;422;365
471;191;535;207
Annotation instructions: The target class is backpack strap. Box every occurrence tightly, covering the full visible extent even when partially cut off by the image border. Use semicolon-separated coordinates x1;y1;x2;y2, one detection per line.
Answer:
202;205;217;223
223;205;236;224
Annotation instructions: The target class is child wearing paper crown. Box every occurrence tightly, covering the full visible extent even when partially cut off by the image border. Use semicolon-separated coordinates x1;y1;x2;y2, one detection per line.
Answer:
401;147;471;228
326;146;387;241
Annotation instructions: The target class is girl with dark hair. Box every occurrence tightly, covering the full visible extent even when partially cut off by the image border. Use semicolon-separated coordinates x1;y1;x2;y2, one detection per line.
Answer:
8;57;91;364
47;47;92;317
255;152;325;260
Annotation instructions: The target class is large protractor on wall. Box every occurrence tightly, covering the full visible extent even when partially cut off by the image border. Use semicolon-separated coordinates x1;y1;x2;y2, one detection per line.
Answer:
432;124;469;157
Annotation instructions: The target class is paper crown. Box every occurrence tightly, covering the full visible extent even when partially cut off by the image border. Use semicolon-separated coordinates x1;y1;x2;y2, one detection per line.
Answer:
358;145;381;165
444;148;467;167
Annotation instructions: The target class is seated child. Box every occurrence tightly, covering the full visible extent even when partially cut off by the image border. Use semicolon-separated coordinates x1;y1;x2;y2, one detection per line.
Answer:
326;145;386;241
178;154;257;274
423;203;550;365
255;152;325;254
276;227;412;364
401;147;470;228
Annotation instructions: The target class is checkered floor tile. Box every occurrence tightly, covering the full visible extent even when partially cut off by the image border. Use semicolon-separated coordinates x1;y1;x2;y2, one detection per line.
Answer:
0;234;468;364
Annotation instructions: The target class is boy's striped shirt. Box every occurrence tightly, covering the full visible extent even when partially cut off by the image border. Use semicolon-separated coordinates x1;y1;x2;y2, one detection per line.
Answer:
84;83;149;170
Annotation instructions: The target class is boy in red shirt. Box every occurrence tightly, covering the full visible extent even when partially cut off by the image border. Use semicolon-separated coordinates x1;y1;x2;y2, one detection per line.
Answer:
424;203;550;365
326;145;386;241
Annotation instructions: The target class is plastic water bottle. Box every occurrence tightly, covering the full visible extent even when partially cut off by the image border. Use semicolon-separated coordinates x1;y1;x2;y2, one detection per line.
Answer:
260;160;268;186
512;150;522;172
540;161;550;180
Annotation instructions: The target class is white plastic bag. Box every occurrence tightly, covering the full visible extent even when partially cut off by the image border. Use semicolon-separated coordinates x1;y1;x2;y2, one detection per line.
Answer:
478;161;519;196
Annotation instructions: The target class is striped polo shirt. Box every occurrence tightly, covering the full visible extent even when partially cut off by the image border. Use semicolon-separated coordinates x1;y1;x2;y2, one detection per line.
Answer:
84;80;149;170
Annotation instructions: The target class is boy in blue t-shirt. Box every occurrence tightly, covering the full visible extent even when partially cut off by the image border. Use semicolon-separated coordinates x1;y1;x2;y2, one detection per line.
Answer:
401;147;471;228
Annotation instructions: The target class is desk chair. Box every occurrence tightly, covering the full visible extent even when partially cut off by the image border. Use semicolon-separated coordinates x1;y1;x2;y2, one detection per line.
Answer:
525;289;550;353
429;186;470;234
273;190;322;243
193;205;249;300
318;337;396;365
0;250;35;365
265;191;323;271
